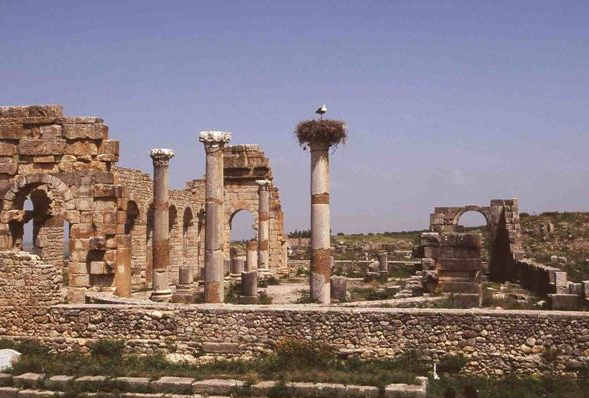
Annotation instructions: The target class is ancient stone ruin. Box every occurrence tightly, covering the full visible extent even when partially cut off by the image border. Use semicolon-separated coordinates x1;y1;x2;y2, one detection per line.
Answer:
0;104;588;381
0;105;286;302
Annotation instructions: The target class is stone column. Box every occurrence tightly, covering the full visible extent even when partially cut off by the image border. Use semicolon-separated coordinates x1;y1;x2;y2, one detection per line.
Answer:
246;239;257;271
150;148;174;302
199;131;231;303
115;234;132;298
310;141;331;303
378;251;388;275
240;270;258;304
256;179;271;271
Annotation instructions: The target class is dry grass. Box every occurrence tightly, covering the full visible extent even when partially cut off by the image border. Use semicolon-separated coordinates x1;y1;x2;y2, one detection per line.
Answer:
295;119;347;147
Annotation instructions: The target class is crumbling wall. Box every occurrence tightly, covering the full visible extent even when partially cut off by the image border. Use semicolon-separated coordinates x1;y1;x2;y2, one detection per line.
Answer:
0;250;62;306
223;145;287;274
429;198;523;282
0;105;127;303
415;232;482;307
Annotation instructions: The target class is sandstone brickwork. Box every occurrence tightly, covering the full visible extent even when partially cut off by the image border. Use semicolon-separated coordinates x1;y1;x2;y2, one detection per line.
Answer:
0;105;127;303
0;250;62;306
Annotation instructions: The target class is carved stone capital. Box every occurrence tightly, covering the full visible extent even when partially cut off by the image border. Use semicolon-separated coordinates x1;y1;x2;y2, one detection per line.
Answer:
150;148;174;166
199;131;231;150
256;179;271;191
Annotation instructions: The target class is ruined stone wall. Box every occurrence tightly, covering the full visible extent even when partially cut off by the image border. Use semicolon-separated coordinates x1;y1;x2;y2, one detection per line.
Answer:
0;251;62;306
1;303;588;376
0;105;126;303
429;199;523;282
115;167;205;288
223;145;286;274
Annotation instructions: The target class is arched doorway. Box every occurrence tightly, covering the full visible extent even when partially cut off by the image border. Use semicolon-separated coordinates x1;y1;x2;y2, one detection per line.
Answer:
229;209;256;261
182;207;198;280
453;208;491;262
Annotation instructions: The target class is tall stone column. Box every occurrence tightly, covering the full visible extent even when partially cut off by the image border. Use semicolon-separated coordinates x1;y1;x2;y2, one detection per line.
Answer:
150;148;174;302
199;131;231;303
256;179;271;271
310;141;331;303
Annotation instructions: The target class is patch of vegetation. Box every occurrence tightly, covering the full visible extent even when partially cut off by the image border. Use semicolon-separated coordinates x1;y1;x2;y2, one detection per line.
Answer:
259;276;280;288
427;375;589;398
0;339;421;390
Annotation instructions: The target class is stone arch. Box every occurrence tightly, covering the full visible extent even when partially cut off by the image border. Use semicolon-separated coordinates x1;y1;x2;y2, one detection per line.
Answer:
0;175;77;269
451;205;491;228
2;173;76;223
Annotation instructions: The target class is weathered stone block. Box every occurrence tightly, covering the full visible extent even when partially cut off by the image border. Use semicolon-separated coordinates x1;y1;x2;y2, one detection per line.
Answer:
152;376;194;394
0;143;17;156
438;258;481;271
202;342;240;354
62;123;108;140
421;232;441;247
548;294;580;311
64;140;98;155
18;138;66;155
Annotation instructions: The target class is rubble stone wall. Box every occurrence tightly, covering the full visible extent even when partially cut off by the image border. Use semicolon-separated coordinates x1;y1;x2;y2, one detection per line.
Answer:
0;251;62;306
1;303;588;376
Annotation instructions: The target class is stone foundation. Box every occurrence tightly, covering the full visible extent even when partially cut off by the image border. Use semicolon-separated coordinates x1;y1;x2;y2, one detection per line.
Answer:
0;251;62;306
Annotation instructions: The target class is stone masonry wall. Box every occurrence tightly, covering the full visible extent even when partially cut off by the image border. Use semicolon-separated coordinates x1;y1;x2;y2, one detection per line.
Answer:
0;105;127;303
0;251;62;306
0;303;587;376
115;167;205;288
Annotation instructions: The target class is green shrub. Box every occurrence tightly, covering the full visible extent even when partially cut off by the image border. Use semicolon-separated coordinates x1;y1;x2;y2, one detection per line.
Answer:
437;354;467;374
90;339;125;361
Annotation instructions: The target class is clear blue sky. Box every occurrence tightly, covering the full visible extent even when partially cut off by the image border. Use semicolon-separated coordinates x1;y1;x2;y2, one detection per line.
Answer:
2;0;588;237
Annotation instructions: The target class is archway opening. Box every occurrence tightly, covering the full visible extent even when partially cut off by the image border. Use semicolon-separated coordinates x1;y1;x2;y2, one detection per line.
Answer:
229;209;256;259
456;211;488;231
456;210;489;261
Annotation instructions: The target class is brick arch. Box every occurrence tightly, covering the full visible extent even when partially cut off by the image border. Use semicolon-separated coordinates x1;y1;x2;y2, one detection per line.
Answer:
2;174;76;224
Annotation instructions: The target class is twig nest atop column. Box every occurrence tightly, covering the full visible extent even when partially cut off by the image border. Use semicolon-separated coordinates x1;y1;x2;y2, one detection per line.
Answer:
295;119;347;147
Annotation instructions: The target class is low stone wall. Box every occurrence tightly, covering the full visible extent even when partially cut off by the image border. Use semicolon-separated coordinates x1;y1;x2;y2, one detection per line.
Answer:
0;251;62;306
0;303;587;376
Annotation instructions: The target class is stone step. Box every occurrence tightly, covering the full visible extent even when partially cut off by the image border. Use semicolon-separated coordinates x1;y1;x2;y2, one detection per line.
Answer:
0;374;428;398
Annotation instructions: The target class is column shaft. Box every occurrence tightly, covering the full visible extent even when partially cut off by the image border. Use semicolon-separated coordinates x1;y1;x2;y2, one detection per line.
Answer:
310;142;331;303
200;131;231;303
150;148;174;301
257;180;270;271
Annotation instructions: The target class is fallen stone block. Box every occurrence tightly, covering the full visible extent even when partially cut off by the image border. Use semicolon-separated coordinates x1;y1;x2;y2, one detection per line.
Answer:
111;377;152;392
548;294;580;311
192;379;244;395
201;342;240;354
44;375;74;390
0;373;12;387
13;373;45;389
15;390;56;398
152;376;194;394
0;386;18;398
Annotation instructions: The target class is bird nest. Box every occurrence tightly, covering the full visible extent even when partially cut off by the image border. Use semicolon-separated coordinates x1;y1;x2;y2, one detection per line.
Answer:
294;119;347;147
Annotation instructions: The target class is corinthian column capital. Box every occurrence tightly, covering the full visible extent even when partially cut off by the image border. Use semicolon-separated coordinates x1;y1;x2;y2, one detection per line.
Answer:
199;131;232;151
150;148;174;166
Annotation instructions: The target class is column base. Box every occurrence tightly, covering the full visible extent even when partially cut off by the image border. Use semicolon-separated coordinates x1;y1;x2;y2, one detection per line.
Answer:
150;289;172;302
